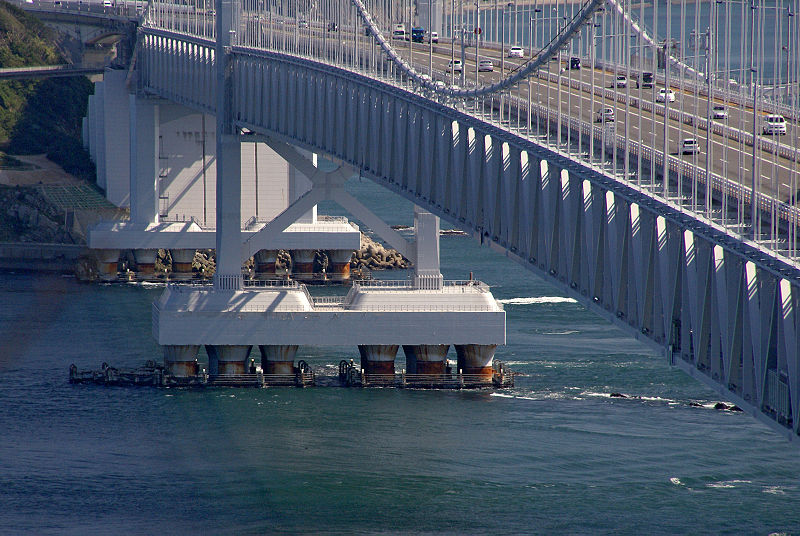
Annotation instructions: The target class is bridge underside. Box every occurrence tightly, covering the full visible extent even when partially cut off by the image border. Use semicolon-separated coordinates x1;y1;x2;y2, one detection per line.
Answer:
132;33;800;440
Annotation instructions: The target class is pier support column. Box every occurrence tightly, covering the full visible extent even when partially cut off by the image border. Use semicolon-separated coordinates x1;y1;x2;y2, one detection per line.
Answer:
170;249;196;280
455;344;497;378
95;248;120;281
254;249;278;279
259;345;298;374
208;345;252;375
358;345;398;375
413;207;443;290
129;95;159;225
291;249;315;280
403;344;449;374
163;344;199;377
328;250;353;281
133;248;158;279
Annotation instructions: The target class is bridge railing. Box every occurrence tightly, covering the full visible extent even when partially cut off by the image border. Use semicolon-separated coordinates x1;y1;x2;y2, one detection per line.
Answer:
134;0;800;267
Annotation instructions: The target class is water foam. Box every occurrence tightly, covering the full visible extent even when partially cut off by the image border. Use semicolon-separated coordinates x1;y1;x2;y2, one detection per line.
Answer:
497;296;578;305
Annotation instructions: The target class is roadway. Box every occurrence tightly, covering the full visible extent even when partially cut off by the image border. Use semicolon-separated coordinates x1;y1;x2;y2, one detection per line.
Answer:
388;36;800;209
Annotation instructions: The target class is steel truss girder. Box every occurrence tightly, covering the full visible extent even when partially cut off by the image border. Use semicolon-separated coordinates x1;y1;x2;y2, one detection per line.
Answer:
138;37;800;443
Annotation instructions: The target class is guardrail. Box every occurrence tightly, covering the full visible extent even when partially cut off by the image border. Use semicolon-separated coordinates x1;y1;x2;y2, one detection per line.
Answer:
481;77;800;264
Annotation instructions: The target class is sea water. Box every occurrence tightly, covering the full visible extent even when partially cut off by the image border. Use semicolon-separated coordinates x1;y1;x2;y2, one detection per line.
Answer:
1;177;799;534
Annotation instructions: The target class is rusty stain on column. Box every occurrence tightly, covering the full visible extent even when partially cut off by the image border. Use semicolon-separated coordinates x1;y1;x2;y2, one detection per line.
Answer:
290;249;315;280
254;249;278;279
96;249;120;281
133;248;158;279
169;249;196;280
259;344;298;374
327;250;353;281
402;344;449;374
211;345;252;375
454;344;497;378
163;344;200;377
358;344;398;375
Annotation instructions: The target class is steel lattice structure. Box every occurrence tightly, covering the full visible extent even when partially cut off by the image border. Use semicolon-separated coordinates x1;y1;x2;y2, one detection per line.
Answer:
33;0;800;440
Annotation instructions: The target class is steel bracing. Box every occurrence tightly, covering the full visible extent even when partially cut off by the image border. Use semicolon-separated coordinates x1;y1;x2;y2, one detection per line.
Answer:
22;0;800;439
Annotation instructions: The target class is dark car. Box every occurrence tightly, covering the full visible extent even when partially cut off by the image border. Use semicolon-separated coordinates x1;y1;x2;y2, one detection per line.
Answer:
327;22;338;32
570;56;581;70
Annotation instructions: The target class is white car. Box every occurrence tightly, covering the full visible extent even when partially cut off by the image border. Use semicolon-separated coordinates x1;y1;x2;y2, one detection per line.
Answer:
478;59;494;72
613;75;627;88
681;138;699;155
595;107;615;123
712;104;728;120
507;46;524;58
298;19;309;28
446;59;463;73
762;114;787;135
430;31;439;43
656;88;676;103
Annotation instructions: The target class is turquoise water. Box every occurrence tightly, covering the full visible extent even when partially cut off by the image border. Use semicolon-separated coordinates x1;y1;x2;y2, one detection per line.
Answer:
1;177;799;534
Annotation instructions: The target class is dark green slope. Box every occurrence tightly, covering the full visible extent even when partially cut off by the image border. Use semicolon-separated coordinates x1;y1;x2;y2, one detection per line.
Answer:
0;0;95;183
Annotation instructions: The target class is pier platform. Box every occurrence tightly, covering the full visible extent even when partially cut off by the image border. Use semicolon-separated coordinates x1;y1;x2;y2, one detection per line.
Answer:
68;360;515;389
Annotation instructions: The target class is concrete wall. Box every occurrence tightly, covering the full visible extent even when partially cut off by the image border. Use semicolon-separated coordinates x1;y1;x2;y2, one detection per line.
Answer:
82;80;293;227
158;104;290;228
101;69;131;208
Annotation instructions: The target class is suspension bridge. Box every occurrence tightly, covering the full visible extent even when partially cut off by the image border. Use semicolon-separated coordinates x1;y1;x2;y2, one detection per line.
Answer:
18;0;800;441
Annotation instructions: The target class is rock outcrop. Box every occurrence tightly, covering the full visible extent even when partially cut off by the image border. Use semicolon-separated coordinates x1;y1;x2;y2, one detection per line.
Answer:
351;234;411;271
0;185;73;243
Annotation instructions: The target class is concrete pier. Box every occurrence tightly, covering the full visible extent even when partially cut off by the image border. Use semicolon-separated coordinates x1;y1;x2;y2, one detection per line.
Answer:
291;249;315;279
259;344;298;374
359;345;399;375
209;345;252;375
328;250;352;281
95;248;120;280
163;344;199;376
455;344;497;378
133;248;158;279
170;249;196;280
403;344;449;374
254;249;278;279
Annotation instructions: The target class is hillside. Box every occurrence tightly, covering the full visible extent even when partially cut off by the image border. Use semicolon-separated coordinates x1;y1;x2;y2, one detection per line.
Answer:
0;0;95;183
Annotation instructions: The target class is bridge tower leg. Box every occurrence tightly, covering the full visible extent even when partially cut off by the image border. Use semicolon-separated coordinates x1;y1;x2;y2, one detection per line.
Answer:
129;95;160;226
213;0;242;291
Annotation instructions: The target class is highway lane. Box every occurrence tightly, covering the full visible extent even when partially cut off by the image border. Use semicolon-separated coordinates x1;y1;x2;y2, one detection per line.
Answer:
395;42;800;205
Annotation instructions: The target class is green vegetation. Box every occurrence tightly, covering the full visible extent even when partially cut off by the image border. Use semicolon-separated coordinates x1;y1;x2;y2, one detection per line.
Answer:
0;1;95;183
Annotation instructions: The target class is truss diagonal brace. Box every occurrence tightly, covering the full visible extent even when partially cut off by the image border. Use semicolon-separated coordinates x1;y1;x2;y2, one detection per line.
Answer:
242;138;415;264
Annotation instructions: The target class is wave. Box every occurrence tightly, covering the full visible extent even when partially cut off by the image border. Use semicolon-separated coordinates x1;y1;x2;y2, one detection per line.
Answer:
125;281;166;288
489;393;542;402
498;296;577;305
706;480;752;489
763;486;789;495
